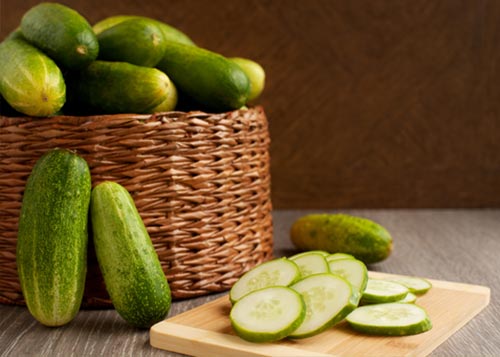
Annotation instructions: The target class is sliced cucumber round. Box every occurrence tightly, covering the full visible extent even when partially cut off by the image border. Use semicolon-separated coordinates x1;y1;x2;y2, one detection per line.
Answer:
361;279;409;304
388;276;432;295
397;291;417;304
290;250;330;258
289;252;329;278
289;273;358;339
230;286;306;343
328;258;368;294
346;302;432;336
229;258;300;303
326;253;355;262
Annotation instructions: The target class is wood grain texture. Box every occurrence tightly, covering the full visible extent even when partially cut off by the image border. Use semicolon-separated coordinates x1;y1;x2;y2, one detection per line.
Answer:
1;209;499;357
1;0;500;208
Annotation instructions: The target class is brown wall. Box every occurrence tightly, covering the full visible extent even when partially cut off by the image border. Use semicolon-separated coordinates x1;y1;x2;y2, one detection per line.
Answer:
2;0;499;208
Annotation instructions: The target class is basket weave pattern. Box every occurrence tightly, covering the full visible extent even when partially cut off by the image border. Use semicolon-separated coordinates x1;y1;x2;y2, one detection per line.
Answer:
0;107;273;306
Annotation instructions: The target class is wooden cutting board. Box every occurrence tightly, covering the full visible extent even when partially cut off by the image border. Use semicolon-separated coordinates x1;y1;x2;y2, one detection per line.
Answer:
150;271;490;357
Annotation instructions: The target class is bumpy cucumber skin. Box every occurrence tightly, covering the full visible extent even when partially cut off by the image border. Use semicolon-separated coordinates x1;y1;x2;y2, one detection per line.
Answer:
21;2;98;69
157;41;250;112
90;181;171;328
97;19;167;67
0;37;65;117
93;15;195;46
16;149;91;326
291;214;393;264
67;60;172;114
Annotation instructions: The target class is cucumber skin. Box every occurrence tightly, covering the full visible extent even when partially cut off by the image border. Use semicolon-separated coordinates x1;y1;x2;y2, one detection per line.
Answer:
93;15;195;46
230;57;265;101
97;19;167;67
21;2;98;69
67;60;171;114
157;41;250;112
0;37;65;117
16;149;91;326
291;214;393;264
90;181;171;328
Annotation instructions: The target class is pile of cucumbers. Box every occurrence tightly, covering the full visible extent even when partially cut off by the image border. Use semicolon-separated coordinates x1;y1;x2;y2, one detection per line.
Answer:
0;2;265;117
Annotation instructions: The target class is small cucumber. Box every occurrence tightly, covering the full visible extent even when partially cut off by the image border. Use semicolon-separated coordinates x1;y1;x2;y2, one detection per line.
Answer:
90;181;171;328
157;41;250;112
360;279;409;304
0;37;65;116
17;149;91;326
346;303;432;336
230;286;306;343
21;3;98;69
93;15;195;46
229;258;300;304
230;57;265;101
328;258;368;294
97;18;166;67
67;60;174;114
289;251;329;278
289;273;358;339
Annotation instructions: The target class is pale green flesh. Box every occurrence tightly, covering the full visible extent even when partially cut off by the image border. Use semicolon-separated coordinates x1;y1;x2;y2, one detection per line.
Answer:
361;279;409;304
388;276;432;294
397;292;417;303
229;258;300;303
289;252;329;278
289;273;355;338
326;253;355;262
328;259;368;293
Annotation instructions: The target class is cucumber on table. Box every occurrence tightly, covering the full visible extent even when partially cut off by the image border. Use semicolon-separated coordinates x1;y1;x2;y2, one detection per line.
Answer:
0;37;65;117
360;279;409;304
328;258;368;295
20;2;98;69
388;276;432;295
16;149;91;326
289;251;329;278
91;181;171;328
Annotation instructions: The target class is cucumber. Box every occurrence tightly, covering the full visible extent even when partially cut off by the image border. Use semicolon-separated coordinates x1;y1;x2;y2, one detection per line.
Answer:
148;75;178;112
291;213;393;264
16;149;91;326
20;3;98;69
156;41;250;112
328;258;368;294
0;37;65;116
93;15;195;46
230;57;265;101
66;60;174;114
397;292;417;304
289;251;329;278
90;181;171;328
388;276;432;295
360;279;409;304
229;258;300;303
97;18;166;67
230;286;306;343
346;303;432;336
326;253;355;262
289;273;358;339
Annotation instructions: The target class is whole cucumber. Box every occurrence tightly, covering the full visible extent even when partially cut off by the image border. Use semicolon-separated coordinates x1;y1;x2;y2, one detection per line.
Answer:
90;181;171;328
290;214;393;264
17;149;91;326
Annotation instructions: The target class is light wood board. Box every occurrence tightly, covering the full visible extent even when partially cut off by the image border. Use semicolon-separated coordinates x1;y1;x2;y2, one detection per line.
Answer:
150;271;490;357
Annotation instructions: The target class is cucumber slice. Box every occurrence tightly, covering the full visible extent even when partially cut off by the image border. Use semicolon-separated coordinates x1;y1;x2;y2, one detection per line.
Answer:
230;286;306;343
346;302;432;336
326;253;355;262
397;291;417;303
229;258;300;303
361;279;409;304
388;276;432;295
289;252;329;278
328;259;368;294
290;250;330;258
289;273;358;339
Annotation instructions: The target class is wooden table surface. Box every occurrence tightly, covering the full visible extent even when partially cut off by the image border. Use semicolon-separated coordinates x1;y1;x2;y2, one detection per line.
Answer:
1;209;499;356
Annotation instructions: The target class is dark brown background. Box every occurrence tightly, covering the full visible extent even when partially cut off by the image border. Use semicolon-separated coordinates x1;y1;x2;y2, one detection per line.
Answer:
2;0;499;208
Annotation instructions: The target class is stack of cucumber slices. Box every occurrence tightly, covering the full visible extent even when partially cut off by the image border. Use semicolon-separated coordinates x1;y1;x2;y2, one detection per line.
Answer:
229;251;432;343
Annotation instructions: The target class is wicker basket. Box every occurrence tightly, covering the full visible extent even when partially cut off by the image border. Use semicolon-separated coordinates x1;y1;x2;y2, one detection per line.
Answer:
0;106;273;307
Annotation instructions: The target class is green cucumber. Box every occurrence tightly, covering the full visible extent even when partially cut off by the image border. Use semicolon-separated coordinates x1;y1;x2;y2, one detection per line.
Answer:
90;181;171;328
67;60;174;114
97;18;166;67
326;253;355;262
388;276;432;295
230;286;306;343
291;213;393;264
289;273;358;338
346;303;432;336
16;149;91;326
93;15;195;46
328;258;368;294
289;251;329;278
229;258;300;304
360;279;409;304
21;3;98;69
156;41;250;112
230;57;265;101
0;37;65;116
397;292;417;304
